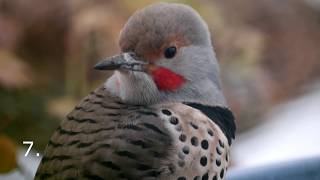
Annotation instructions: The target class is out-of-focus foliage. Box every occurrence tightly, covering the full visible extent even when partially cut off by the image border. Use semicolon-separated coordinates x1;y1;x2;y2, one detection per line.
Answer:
0;135;17;173
215;0;320;129
0;0;319;154
0;50;32;89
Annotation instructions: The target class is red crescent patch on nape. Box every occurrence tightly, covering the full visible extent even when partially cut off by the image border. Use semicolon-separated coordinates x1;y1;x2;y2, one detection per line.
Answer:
151;67;185;91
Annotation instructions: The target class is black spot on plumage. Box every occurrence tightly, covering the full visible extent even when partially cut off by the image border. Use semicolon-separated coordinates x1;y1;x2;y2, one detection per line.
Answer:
169;164;175;174
216;159;221;166
212;175;217;180
41;155;71;163
114;100;125;105
71;118;97;124
182;146;189;154
201;140;209;150
170;116;179;125
190;122;198;129
84;98;90;102
162;109;172;116
84;143;111;155
75;105;82;110
200;156;207;166
194;176;200;180
106;113;121;116
151;151;166;158
128;139;150;149
226;154;229;162
219;139;225;148
191;136;199;146
177;177;187;180
145;170;161;177
57;126;115;136
94;93;104;98
98;161;121;171
56;126;79;135
67;140;80;146
93;101;120;109
220;169;225;178
184;103;236;145
48;140;63;148
90;127;116;134
137;163;153;171
92;101;104;106
179;134;187;142
90;91;104;98
142;123;168;136
111;119;120;122
216;147;222;155
115;151;138;160
207;129;214;136
118;124;143;131
77;142;93;148
137;110;158;117
74;106;94;112
98;143;111;148
178;160;185;167
202;172;209;180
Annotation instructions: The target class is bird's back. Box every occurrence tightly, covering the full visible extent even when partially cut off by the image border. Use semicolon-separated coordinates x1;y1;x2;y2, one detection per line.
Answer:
35;86;230;180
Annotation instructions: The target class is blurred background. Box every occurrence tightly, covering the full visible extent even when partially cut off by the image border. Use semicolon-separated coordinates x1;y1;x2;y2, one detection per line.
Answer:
0;0;320;179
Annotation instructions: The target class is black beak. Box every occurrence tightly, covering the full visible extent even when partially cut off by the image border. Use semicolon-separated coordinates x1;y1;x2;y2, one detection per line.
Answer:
94;53;147;72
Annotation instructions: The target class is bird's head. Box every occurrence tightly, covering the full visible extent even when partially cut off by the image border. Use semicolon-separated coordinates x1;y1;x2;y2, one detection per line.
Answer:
95;3;226;106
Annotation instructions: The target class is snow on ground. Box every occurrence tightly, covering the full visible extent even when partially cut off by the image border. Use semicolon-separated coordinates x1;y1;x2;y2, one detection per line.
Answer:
231;83;320;169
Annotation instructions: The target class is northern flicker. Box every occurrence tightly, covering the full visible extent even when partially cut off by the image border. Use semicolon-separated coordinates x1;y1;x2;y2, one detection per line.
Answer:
35;3;236;180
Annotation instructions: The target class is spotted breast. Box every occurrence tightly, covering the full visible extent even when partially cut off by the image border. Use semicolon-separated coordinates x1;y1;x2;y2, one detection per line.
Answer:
35;86;233;180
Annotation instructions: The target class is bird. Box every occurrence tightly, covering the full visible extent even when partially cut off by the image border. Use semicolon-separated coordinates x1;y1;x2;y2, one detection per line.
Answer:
35;2;236;180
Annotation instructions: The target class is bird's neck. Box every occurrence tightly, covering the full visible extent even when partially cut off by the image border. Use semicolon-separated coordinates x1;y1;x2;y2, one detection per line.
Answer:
105;71;161;105
161;77;228;107
105;71;227;107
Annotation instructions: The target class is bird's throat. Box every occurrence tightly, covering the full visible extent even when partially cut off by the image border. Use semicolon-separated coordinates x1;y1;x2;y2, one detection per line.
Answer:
151;67;185;91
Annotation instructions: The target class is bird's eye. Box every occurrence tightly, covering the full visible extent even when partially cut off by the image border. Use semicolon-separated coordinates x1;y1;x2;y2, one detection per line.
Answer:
164;46;177;59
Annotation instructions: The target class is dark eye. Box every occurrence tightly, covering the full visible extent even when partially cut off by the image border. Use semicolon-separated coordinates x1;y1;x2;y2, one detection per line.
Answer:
164;46;177;59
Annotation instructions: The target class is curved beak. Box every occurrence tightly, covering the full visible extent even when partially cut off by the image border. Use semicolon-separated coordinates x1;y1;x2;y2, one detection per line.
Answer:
94;52;147;72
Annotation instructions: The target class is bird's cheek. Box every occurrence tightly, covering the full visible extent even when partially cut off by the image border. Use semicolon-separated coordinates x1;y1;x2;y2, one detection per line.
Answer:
150;67;185;91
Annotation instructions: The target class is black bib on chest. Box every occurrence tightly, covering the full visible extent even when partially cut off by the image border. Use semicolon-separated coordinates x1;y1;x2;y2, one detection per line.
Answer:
184;102;236;145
